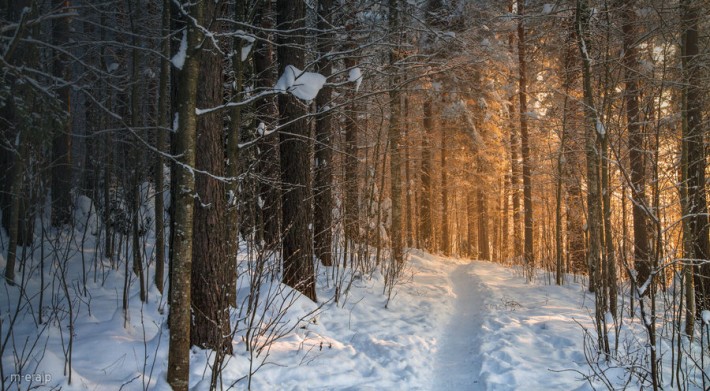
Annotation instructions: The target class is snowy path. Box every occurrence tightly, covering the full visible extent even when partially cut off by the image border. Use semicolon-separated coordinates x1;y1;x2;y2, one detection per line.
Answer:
431;263;487;390
429;260;595;391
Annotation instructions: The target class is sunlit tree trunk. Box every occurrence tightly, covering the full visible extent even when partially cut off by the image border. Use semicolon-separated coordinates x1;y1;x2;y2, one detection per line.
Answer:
517;0;534;276
388;0;404;265
440;121;450;256
419;99;434;251
576;0;611;360
621;0;651;295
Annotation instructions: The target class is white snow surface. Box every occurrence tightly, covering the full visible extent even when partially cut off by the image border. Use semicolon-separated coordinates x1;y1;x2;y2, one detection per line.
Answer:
1;230;609;391
274;65;326;101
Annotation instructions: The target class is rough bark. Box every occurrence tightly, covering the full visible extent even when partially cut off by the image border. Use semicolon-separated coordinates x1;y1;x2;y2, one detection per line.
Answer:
153;0;170;295
388;0;404;265
167;0;203;388
681;0;710;312
440;121;450;256
277;0;317;301
51;0;73;227
314;0;334;266
517;0;534;273
189;0;232;354
419;99;433;251
253;0;280;247
621;0;651;292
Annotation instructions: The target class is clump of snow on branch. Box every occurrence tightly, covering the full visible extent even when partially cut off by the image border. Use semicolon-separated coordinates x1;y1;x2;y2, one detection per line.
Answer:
595;118;606;136
274;65;327;101
171;30;187;70
349;67;363;92
702;310;710;325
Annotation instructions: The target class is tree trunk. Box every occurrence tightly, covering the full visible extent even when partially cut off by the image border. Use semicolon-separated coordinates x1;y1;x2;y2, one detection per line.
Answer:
189;0;232;354
167;0;203;388
419;99;434;251
517;0;534;275
477;186;489;261
621;0;651;293
343;54;360;264
314;0;334;266
51;0;73;227
153;0;170;295
277;0;316;301
681;0;710;312
576;0;611;360
440;121;450;256
388;0;404;265
253;0;280;248
404;97;414;248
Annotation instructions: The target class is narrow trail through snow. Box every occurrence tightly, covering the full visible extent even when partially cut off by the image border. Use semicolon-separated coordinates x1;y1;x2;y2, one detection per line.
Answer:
431;262;488;390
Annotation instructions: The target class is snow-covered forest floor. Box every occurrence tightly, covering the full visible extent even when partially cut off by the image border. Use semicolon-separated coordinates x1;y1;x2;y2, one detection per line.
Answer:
2;207;709;390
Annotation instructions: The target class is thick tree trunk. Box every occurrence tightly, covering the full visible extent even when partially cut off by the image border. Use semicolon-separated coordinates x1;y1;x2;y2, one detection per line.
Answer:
167;1;203;388
51;0;73;227
253;0;280;248
277;0;316;301
681;0;710;312
190;0;231;354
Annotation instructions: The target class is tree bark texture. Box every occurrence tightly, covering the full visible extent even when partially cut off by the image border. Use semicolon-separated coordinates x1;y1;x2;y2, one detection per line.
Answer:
277;0;317;301
517;0;534;272
314;0;334;266
167;1;203;388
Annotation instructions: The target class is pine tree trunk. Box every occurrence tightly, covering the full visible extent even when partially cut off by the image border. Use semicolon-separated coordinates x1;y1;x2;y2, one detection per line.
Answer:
681;0;710;312
467;191;476;258
507;0;522;261
477;186;489;261
153;0;170;295
51;0;73;227
343;54;360;261
404;97;414;248
419;99;433;251
388;0;404;265
314;0;334;266
440;121;450;256
253;0;280;248
167;1;204;388
621;0;651;292
190;0;232;354
517;0;534;275
277;0;316;301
